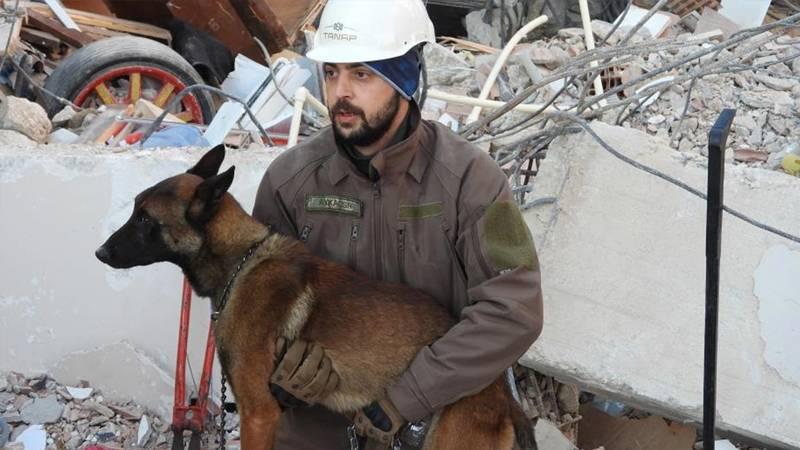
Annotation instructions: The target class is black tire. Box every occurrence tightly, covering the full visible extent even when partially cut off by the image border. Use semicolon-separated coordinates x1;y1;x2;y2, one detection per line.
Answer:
43;36;215;122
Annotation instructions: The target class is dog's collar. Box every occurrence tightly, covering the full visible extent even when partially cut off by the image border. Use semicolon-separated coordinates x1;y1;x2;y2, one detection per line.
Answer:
211;236;268;321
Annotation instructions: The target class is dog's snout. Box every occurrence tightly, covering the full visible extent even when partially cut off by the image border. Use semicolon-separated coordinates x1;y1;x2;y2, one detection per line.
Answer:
95;245;112;263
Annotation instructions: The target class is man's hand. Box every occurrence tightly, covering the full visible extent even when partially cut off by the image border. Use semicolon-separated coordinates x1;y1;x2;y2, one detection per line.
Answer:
354;398;405;445
269;337;339;409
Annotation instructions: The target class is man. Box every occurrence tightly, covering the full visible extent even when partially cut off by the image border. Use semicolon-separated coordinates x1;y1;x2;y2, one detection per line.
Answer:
252;1;543;448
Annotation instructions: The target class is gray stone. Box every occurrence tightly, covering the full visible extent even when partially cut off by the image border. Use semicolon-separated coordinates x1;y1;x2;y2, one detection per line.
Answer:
679;138;695;153
648;114;667;126
768;115;790;135
754;55;779;67
86;401;114;418
793;57;800;76
748;128;763;147
465;9;501;48
557;28;585;39
51;106;78;127
754;73;796;91
423;43;478;90
767;150;788;170
736;114;758;131
0;375;7;392
0;94;51;143
20;396;63;424
740;91;792;109
1;412;23;424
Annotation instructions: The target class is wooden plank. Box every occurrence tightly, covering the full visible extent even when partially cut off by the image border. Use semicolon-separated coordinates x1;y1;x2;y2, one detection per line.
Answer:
264;0;322;44
25;8;94;48
104;0;172;29
20;1;171;43
167;0;262;62
666;0;719;17
62;0;114;16
229;0;290;54
20;27;61;54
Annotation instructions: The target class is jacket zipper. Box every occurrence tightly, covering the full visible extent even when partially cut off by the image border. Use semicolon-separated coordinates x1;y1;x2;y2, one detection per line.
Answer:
372;182;383;280
349;223;360;268
299;224;313;242
442;222;468;285
397;224;406;284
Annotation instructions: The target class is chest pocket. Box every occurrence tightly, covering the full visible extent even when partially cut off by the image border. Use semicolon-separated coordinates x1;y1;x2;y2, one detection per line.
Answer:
297;194;363;269
396;202;464;307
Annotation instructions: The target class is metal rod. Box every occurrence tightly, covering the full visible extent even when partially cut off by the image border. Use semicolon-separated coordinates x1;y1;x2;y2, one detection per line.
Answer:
703;108;735;450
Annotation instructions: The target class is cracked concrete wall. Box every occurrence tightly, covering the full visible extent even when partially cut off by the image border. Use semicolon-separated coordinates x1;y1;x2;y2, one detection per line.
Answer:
0;145;278;418
521;122;800;449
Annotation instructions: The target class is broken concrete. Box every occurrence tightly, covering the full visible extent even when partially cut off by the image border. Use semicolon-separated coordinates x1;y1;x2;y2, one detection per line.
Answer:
535;420;577;450
0;145;278;421
521;122;800;449
20;396;63;424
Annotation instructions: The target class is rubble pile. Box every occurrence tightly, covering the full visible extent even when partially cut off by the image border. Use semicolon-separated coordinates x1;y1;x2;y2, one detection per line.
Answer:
421;5;800;184
0;371;240;450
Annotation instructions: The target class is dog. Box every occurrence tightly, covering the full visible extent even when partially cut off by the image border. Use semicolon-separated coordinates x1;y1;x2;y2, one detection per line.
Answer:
95;146;536;450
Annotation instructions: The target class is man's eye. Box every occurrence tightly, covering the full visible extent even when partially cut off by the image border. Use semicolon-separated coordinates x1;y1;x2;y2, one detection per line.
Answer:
355;71;370;79
324;69;336;78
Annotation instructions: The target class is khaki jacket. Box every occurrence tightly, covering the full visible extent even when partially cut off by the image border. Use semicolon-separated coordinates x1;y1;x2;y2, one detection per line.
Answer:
252;108;543;449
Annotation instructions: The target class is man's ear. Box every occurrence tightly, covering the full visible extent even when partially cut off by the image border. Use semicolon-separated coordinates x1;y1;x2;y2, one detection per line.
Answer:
187;145;226;179
187;166;235;223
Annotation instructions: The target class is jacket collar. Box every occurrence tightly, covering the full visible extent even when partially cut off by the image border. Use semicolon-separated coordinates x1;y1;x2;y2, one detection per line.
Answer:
327;105;429;185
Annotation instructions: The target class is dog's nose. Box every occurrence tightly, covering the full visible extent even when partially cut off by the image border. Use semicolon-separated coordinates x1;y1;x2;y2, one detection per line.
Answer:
95;245;111;263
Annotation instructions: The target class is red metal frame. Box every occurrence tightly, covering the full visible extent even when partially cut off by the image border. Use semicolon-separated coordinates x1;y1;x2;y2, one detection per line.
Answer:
171;277;217;437
72;65;204;123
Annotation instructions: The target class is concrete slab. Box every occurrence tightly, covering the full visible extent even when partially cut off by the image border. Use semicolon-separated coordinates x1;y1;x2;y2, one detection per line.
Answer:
0;144;278;417
521;122;800;448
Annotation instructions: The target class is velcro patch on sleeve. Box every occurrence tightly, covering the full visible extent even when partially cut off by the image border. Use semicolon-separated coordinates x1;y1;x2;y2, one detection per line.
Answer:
398;201;443;220
482;200;538;272
305;194;363;217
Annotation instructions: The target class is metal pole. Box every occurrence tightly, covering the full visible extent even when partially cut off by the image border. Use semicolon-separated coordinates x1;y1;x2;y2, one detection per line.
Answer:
703;108;735;450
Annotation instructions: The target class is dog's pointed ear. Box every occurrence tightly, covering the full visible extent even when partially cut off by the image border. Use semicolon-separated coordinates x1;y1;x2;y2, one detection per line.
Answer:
187;145;226;179
187;166;235;223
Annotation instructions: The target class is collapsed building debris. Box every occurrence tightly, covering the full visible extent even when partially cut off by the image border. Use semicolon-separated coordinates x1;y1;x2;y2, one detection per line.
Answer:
0;371;243;449
0;0;798;449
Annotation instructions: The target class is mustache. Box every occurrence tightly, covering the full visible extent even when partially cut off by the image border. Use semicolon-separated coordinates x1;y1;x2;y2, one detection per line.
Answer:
330;100;366;118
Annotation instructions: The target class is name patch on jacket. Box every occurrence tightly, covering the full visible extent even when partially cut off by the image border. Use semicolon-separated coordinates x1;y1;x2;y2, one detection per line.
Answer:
398;201;443;220
305;194;363;217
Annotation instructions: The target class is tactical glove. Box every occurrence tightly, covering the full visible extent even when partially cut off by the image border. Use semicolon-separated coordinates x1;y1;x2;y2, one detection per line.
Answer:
269;337;339;409
354;397;405;446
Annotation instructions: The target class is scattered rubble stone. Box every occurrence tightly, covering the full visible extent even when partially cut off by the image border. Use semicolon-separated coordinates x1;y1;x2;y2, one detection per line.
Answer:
20;396;63;425
0;372;236;450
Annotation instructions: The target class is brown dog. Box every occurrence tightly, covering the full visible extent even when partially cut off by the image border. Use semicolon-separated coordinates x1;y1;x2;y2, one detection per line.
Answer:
95;146;536;450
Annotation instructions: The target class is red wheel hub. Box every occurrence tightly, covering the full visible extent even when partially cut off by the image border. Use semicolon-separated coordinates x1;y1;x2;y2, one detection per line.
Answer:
73;65;205;124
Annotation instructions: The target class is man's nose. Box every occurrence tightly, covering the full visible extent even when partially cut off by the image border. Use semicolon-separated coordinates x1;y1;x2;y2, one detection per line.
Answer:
333;74;353;100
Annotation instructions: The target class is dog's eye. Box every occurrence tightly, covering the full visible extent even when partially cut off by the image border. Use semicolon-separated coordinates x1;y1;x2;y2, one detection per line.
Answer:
137;213;151;224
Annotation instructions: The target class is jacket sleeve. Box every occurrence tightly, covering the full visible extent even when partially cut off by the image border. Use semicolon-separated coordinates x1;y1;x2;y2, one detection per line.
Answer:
252;169;298;237
386;161;544;421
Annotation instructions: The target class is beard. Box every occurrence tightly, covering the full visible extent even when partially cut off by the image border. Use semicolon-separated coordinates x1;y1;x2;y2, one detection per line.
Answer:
330;93;400;147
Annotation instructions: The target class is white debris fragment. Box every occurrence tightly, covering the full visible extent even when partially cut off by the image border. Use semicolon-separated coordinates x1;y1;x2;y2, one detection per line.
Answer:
137;414;151;447
13;424;46;450
65;386;93;400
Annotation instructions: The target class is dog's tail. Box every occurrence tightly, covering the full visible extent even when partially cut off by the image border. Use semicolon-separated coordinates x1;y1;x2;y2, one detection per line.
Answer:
510;400;538;450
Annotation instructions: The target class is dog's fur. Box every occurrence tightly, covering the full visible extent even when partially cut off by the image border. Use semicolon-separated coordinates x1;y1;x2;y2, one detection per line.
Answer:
96;146;536;450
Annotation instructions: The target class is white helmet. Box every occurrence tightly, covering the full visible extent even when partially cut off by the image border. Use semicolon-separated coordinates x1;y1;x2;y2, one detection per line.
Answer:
307;0;435;63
